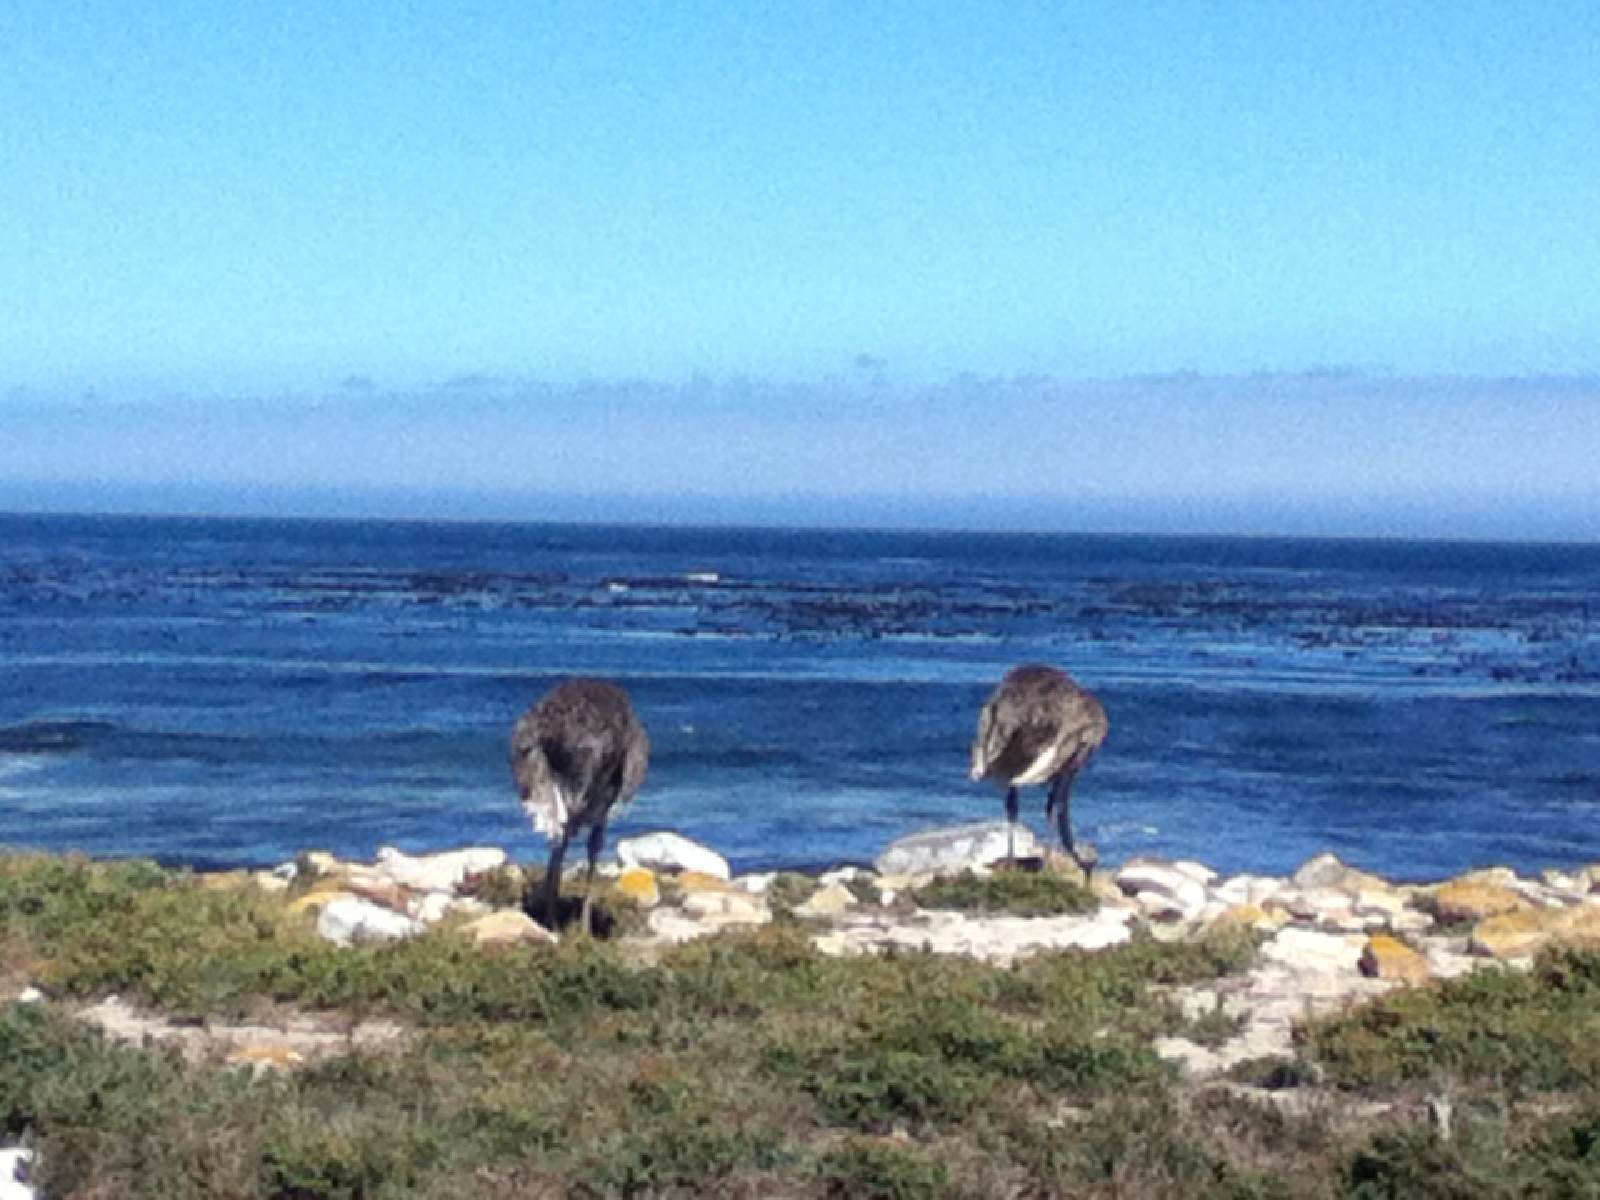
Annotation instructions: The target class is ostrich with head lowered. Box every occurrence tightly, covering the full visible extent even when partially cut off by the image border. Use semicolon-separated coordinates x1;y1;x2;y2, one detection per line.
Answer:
511;678;649;934
970;664;1108;872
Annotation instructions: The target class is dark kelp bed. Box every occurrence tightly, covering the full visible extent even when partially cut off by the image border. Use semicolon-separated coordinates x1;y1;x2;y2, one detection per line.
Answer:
6;853;1600;1197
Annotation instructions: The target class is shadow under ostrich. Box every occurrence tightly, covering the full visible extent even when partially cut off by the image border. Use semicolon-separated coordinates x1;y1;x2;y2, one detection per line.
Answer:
511;678;649;934
970;664;1108;872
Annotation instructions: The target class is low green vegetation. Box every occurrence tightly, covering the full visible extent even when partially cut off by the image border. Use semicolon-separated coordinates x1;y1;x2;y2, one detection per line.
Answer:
5;852;1600;1197
909;867;1099;916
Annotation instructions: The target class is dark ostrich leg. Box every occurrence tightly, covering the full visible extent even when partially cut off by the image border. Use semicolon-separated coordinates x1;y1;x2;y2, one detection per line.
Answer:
1045;767;1092;873
580;817;608;935
538;831;571;931
1004;786;1020;866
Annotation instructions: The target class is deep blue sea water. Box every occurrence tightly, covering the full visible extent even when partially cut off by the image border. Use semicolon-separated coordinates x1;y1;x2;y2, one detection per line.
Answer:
2;512;1599;880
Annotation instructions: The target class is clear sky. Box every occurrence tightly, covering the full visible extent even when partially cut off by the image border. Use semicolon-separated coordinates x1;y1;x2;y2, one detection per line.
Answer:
3;2;1598;536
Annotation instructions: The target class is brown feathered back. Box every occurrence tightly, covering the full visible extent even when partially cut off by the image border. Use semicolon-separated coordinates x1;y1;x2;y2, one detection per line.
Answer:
511;678;649;840
970;664;1107;787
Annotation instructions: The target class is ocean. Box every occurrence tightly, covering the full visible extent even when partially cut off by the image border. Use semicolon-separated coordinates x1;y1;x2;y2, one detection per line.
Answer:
2;512;1598;881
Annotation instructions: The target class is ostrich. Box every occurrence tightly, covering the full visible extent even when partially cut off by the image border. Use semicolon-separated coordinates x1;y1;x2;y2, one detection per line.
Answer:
510;678;649;934
970;664;1108;872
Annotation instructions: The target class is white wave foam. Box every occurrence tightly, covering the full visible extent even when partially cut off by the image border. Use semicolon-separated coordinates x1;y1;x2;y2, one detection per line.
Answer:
0;754;51;781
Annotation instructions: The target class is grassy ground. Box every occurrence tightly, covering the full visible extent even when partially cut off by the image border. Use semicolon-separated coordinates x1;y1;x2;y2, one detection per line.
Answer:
4;853;1600;1198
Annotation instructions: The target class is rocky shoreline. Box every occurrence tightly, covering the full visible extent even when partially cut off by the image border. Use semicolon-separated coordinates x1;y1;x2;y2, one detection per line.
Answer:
34;821;1600;1084
11;826;1600;1197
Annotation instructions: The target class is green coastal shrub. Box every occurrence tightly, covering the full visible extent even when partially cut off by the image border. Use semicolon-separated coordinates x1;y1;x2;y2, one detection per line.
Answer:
814;1137;952;1199
909;868;1097;916
1303;946;1600;1093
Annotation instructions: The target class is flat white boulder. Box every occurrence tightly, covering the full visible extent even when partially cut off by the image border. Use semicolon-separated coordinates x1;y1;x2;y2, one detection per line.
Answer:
874;821;1041;878
317;896;424;947
0;1146;35;1200
374;846;506;893
1260;927;1365;975
815;906;1134;965
616;831;730;880
1115;860;1210;921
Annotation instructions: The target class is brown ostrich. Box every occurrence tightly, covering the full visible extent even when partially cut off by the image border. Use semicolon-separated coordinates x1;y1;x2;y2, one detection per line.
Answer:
510;678;649;933
970;664;1108;871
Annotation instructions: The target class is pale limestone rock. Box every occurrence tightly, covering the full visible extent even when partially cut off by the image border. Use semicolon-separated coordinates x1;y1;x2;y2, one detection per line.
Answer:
15;987;45;1006
1115;861;1209;921
1170;859;1219;886
1541;869;1585;896
810;907;1134;965
411;891;458;925
1300;886;1357;917
874;821;1041;878
1360;935;1430;984
1456;866;1519;888
252;871;291;894
374;845;506;893
1291;852;1355;889
794;882;856;919
1153;1036;1227;1076
461;910;555;947
735;872;778;895
1290;852;1391;895
1352;889;1408;920
1214;874;1286;906
681;889;768;923
1208;902;1284;933
316;896;423;946
648;908;712;945
616;831;730;880
819;866;869;887
1390;909;1436;936
875;871;932;895
0;1146;36;1200
1260;927;1365;974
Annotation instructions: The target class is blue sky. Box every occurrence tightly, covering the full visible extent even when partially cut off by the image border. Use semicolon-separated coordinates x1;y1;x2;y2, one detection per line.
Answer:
3;3;1598;535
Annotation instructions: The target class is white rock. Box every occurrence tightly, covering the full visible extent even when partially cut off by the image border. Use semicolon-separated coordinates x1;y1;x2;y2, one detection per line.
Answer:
1352;889;1407;919
616;831;730;880
374;846;507;893
794;883;856;919
15;987;44;1006
317;897;424;946
735;872;778;895
0;1147;35;1200
1170;860;1219;886
648;908;711;945
1154;1036;1227;1076
1115;861;1209;920
1214;874;1286;905
819;866;868;887
811;907;1134;965
411;891;457;925
681;889;767;922
1260;927;1365;974
874;821;1041;878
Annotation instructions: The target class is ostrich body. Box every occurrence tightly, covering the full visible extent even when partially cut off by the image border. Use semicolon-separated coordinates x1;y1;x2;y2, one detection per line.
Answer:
970;664;1108;871
511;678;649;933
